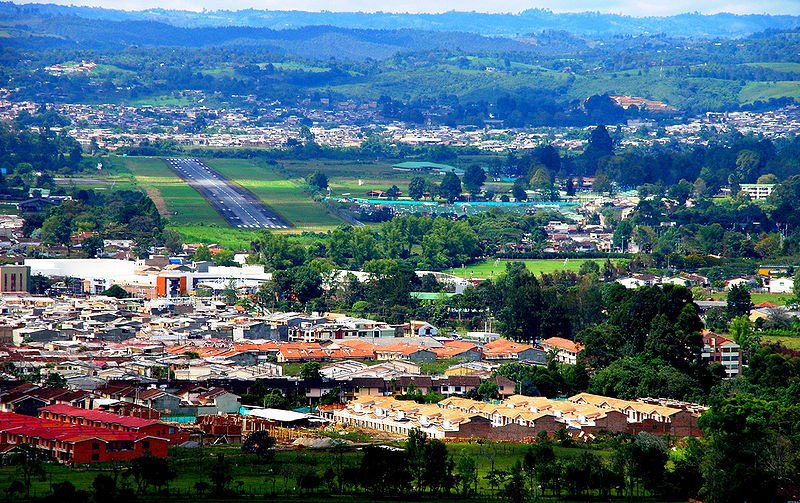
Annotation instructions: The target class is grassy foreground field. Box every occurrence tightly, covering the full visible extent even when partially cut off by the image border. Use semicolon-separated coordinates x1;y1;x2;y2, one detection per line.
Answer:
0;442;613;501
446;258;623;279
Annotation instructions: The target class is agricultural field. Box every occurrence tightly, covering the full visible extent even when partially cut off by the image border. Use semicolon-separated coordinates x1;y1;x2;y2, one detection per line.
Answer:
445;258;623;279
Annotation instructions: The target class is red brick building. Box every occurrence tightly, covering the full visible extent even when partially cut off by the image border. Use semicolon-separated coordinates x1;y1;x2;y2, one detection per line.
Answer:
38;404;188;444
0;412;168;463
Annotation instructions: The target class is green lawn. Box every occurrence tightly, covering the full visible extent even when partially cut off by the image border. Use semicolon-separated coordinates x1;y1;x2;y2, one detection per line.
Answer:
0;203;19;215
169;224;260;250
445;258;623;279
763;335;800;350
278;158;429;198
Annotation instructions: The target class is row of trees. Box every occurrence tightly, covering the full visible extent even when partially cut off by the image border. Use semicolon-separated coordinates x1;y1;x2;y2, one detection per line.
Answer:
21;189;171;257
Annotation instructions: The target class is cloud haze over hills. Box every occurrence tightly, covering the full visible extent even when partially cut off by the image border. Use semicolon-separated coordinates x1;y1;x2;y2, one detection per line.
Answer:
9;0;800;15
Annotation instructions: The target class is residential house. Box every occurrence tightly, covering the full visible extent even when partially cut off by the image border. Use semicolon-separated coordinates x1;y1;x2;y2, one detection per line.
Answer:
701;332;742;378
404;320;438;337
540;337;585;365
767;277;794;294
482;339;545;363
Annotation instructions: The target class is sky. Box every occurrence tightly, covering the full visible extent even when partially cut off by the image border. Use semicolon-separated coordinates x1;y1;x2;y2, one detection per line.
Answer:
12;0;800;15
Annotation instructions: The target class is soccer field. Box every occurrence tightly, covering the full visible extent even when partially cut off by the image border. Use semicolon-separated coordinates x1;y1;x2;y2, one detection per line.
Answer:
445;258;622;278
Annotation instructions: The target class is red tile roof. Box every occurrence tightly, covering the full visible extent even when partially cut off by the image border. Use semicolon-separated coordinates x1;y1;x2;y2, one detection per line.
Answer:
39;404;160;429
0;412;155;443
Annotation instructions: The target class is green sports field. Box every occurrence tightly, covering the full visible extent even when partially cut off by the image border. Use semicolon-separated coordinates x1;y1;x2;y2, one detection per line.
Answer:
445;258;624;279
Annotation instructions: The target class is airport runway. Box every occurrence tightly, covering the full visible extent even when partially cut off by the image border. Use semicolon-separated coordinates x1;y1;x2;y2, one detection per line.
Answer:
164;158;289;229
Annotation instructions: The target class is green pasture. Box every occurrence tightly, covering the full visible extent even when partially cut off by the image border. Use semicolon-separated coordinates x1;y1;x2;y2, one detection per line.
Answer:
271;61;330;72
744;62;800;73
739;81;800;104
445;258;622;279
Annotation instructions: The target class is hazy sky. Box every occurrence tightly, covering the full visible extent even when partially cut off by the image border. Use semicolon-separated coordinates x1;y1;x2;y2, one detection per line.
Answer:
12;0;800;15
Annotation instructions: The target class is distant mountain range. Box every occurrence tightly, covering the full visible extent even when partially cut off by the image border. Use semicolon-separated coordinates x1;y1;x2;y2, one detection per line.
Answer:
0;15;551;59
3;2;800;38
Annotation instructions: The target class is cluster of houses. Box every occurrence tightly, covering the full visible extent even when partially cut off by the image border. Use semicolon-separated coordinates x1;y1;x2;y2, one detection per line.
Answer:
0;285;592;389
329;392;704;441
0;383;241;419
616;270;796;294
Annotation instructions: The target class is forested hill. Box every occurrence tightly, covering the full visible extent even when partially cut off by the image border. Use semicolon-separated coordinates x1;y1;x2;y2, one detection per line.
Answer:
3;2;800;38
0;15;549;59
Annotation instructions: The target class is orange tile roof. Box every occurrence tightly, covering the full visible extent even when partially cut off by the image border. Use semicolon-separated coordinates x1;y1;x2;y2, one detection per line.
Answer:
541;337;584;354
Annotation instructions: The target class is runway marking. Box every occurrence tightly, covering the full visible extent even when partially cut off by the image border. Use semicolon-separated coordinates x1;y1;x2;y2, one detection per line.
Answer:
163;158;290;229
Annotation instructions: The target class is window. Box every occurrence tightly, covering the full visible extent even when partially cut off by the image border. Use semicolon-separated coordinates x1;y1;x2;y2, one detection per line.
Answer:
92;442;100;450
142;441;150;450
91;453;99;461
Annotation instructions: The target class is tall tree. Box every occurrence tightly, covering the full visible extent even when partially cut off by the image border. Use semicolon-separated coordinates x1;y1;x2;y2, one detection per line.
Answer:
438;172;462;203
494;263;545;342
462;165;487;196
729;315;760;362
408;176;426;200
726;284;753;319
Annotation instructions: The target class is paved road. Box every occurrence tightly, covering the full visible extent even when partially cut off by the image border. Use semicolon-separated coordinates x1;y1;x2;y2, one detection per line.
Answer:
164;158;289;229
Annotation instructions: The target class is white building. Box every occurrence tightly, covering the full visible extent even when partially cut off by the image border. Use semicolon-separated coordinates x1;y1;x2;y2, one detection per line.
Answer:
739;183;775;200
767;277;794;294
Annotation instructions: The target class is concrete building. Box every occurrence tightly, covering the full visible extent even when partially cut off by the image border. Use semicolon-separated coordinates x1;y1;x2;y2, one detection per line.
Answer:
701;332;742;378
0;265;30;293
739;183;775;200
540;337;585;365
767;277;794;294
